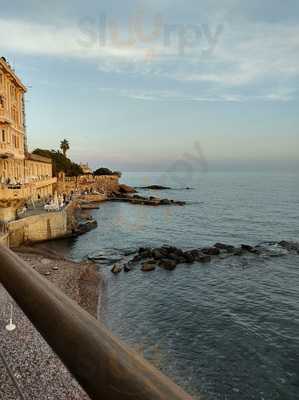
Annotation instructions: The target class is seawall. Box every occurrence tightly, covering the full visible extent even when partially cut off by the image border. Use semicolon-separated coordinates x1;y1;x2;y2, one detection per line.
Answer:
0;233;9;247
6;202;78;248
2;175;120;248
56;175;119;196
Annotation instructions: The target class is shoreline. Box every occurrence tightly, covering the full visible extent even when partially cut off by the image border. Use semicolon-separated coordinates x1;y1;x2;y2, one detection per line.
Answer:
0;246;101;400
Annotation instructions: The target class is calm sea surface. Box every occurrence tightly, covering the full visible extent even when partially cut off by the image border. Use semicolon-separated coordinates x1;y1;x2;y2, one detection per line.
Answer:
52;172;299;399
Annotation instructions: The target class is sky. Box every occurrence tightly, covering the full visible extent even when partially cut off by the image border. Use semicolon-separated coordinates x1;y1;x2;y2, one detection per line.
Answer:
0;0;299;172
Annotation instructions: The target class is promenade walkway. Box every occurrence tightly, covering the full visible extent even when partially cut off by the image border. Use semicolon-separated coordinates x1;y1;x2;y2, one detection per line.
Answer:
0;279;90;399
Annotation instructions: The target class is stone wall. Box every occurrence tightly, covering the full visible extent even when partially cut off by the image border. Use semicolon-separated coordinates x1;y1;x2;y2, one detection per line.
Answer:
0;233;9;247
56;175;119;196
7;209;69;247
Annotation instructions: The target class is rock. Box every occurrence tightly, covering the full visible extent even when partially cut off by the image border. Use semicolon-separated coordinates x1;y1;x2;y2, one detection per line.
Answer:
144;199;160;206
201;247;220;256
183;252;195;264
118;184;137;193
189;249;200;257
256;243;288;257
137;185;172;190
111;264;122;274
152;249;163;260
124;264;132;272
88;254;122;265
214;243;235;253
241;244;257;253
167;252;182;262
159;259;177;270
75;219;98;235
279;240;290;248
160;199;171;205
178;256;188;263
123;249;137;256
279;241;299;252
160;246;177;255
197;254;212;263
174;247;185;255
233;248;244;256
139;248;153;259
141;260;157;272
131;254;142;263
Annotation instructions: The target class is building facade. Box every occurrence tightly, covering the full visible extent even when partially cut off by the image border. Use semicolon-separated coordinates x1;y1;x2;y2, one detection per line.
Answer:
0;57;26;160
80;163;93;175
0;57;56;223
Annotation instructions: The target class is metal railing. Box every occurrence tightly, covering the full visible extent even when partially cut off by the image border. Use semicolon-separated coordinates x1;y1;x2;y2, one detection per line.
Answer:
0;245;193;400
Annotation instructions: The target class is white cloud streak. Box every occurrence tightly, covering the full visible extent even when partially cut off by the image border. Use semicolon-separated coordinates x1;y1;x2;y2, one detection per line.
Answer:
1;17;298;101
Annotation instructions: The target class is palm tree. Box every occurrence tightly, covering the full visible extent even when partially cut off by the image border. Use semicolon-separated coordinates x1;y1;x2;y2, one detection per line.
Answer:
60;139;70;157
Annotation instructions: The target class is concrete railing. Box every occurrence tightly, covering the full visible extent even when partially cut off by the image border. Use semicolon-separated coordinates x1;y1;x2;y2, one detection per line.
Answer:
0;245;193;400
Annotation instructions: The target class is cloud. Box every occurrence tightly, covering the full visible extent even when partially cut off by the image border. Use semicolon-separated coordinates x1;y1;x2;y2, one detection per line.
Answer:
1;17;298;101
98;87;296;102
0;18;149;60
171;22;299;88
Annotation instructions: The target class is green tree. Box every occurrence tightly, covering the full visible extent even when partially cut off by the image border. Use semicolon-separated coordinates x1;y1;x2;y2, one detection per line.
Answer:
33;149;83;177
93;168;121;176
60;139;70;157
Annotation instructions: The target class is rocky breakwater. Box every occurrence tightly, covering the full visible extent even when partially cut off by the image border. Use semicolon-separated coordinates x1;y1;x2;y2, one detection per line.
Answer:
70;202;98;238
109;184;186;206
134;185;193;191
109;240;299;274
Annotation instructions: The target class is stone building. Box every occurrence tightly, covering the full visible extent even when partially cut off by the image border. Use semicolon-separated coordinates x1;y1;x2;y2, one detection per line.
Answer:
0;57;56;223
80;163;93;175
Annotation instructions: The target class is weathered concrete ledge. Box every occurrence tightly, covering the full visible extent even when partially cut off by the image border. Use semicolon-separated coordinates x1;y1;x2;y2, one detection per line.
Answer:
0;233;9;247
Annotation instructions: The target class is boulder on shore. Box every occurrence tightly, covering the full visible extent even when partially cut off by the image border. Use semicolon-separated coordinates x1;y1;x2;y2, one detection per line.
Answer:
241;244;257;253
137;185;172;190
159;259;177;270
214;243;235;253
124;264;132;272
279;241;299;252
183;251;195;264
118;184;137;194
141;260;157;272
201;247;221;256
111;264;122;274
197;254;212;263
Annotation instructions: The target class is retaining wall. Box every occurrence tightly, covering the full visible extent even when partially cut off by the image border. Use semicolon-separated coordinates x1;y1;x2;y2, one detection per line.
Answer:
7;207;72;247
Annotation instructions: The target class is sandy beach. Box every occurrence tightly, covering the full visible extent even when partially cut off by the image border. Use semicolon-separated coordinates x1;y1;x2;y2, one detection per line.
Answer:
0;246;101;400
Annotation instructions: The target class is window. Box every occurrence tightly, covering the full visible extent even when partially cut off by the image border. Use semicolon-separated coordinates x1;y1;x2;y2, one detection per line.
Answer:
11;106;18;123
16;136;19;148
0;95;4;108
1;129;5;142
